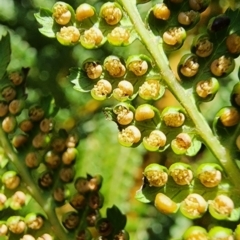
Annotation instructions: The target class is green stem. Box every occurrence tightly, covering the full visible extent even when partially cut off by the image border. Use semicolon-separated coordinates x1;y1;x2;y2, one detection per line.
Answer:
0;127;69;240
120;0;240;189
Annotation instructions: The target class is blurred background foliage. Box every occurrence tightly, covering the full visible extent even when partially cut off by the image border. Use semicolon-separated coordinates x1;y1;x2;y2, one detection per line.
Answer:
0;0;238;239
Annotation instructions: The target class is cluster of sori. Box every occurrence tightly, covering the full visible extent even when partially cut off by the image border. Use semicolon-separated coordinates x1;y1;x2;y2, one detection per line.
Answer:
56;174;129;240
140;163;240;239
147;0;207;52
35;1;240;239
149;0;240;69
0;166;51;240
182;225;240;240
143;162;223;189
36;0;240;142
0;67;128;239
182;15;239;77
0;70;57;239
68;52;167;105
85;55;163;102
0;69;79;188
146;0;240;104
36;1;169;103
105;102;199;155
58;1;240;153
46;1;132;48
107;78;240;152
176;11;240;100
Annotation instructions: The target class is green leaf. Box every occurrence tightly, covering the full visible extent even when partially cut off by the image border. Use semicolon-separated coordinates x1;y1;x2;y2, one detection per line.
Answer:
186;138;202;156
106;205;127;233
69;67;95;92
135;188;152;203
135;185;164;203
227;208;240;221
0;32;11;80
34;8;59;38
136;0;150;4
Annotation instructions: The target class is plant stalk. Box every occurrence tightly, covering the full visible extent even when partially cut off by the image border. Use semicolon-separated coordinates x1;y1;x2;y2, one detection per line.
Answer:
0;127;69;240
120;0;240;189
